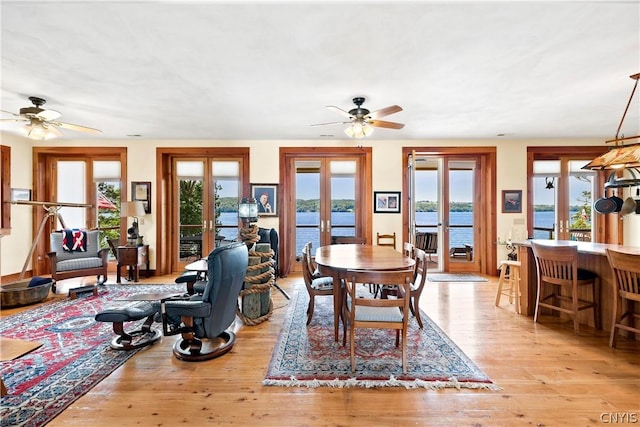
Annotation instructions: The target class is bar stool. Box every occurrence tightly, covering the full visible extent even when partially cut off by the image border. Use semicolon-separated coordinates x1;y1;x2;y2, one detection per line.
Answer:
531;241;600;335
495;260;521;313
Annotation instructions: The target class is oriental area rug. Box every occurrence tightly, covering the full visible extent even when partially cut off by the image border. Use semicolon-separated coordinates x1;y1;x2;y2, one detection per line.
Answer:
0;283;183;427
428;273;488;282
263;288;499;390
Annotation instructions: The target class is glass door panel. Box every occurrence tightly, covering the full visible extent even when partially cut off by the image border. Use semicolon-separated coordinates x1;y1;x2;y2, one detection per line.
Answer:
329;160;357;242
414;158;441;269
295;160;321;257
212;160;240;243
531;158;594;241
176;160;205;265
567;161;594;242
445;160;477;272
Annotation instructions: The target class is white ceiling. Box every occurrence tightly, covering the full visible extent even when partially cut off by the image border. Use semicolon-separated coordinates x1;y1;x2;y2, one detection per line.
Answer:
1;1;639;141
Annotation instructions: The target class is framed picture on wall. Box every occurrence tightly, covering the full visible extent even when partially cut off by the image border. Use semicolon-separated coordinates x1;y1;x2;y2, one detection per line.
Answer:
251;184;278;216
132;181;152;214
10;188;31;202
502;190;522;213
374;191;401;213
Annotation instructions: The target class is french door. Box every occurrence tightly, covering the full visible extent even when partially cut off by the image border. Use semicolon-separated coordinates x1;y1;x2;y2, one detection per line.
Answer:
411;154;482;272
173;158;242;271
280;148;372;275
528;147;605;242
32;147;127;276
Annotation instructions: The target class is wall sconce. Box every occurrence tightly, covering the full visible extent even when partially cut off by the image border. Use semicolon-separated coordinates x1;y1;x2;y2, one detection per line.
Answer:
584;72;640;170
121;201;145;246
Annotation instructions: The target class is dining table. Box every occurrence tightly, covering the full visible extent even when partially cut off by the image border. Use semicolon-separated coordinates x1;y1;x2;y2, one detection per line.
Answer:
314;244;416;342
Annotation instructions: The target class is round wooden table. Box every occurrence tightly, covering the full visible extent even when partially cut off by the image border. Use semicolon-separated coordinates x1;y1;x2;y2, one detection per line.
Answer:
314;244;415;342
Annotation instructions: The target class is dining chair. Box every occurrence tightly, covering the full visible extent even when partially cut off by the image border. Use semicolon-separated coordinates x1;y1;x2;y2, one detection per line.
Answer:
381;247;428;328
301;242;334;325
605;248;640;348
342;268;414;373
376;232;396;249
531;242;600;335
403;241;415;258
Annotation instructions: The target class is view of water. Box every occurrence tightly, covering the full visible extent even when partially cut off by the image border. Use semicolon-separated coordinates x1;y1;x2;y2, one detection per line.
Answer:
218;210;568;255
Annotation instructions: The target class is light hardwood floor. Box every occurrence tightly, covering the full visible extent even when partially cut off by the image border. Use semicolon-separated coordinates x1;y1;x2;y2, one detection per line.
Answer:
3;272;639;426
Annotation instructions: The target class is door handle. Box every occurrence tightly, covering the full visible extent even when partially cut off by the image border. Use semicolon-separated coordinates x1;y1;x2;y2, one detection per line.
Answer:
320;220;324;233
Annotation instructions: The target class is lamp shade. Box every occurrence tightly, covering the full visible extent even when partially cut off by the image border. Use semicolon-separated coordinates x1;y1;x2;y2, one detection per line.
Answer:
582;144;640;170
238;197;258;222
121;201;145;217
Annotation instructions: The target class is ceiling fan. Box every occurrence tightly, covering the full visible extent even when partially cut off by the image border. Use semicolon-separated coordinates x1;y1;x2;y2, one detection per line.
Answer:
0;96;102;140
311;97;404;138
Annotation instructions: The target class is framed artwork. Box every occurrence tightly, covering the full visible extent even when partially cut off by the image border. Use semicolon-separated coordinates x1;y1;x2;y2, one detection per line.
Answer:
374;191;401;213
502;190;522;213
132;181;152;214
251;184;278;216
11;188;31;202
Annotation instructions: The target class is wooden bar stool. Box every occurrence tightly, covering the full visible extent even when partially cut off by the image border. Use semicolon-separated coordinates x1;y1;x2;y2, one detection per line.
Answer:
495;260;521;313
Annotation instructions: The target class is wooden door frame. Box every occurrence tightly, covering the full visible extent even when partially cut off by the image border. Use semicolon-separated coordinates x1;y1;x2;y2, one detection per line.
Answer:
279;147;373;277
32;146;128;276
156;147;250;276
403;146;497;276
526;146;614;243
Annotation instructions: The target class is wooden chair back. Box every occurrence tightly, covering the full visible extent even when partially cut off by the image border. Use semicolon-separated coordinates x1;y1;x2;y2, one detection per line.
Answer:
531;241;599;335
343;268;413;373
376;232;396;249
403;241;415;258
605;248;640;347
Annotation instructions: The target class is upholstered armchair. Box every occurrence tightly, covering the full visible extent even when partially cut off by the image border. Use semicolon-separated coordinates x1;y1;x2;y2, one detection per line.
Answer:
47;229;108;285
160;242;248;361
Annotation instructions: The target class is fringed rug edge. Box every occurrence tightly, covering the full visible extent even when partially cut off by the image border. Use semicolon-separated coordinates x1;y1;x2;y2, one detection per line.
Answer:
263;375;502;391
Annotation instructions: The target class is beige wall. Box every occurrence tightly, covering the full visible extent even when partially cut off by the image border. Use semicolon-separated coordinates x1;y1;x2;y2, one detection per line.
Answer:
1;132;631;277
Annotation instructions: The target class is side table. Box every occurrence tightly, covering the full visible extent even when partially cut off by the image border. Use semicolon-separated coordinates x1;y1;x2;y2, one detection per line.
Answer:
117;245;150;283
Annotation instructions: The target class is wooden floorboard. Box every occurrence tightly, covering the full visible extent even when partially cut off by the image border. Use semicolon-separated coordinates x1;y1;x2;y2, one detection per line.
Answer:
2;272;639;426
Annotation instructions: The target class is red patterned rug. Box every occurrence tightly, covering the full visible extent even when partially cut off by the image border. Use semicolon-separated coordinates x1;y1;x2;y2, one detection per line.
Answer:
264;287;500;389
0;283;183;427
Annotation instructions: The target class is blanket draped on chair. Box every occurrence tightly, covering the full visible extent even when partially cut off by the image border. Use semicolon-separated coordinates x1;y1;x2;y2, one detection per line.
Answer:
61;229;87;252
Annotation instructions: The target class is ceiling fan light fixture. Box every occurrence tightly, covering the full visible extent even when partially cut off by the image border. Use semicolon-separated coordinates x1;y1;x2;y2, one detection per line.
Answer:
345;120;373;139
21;121;58;140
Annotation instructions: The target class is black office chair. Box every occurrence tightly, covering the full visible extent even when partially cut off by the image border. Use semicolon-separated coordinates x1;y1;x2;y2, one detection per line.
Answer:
159;242;248;361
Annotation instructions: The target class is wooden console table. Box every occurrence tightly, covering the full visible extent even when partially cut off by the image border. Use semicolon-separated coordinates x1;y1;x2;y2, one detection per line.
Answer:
117;245;149;283
516;240;640;333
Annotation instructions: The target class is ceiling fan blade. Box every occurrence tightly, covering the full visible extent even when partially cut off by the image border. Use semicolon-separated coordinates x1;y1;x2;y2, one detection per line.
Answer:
368;120;405;129
53;121;103;135
326;106;353;119
368;105;402;119
37;109;62;121
0;118;29;123
1;109;21;117
310;121;350;127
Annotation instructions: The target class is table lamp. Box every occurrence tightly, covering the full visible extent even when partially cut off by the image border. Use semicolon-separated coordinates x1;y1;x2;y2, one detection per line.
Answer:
121;201;146;246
